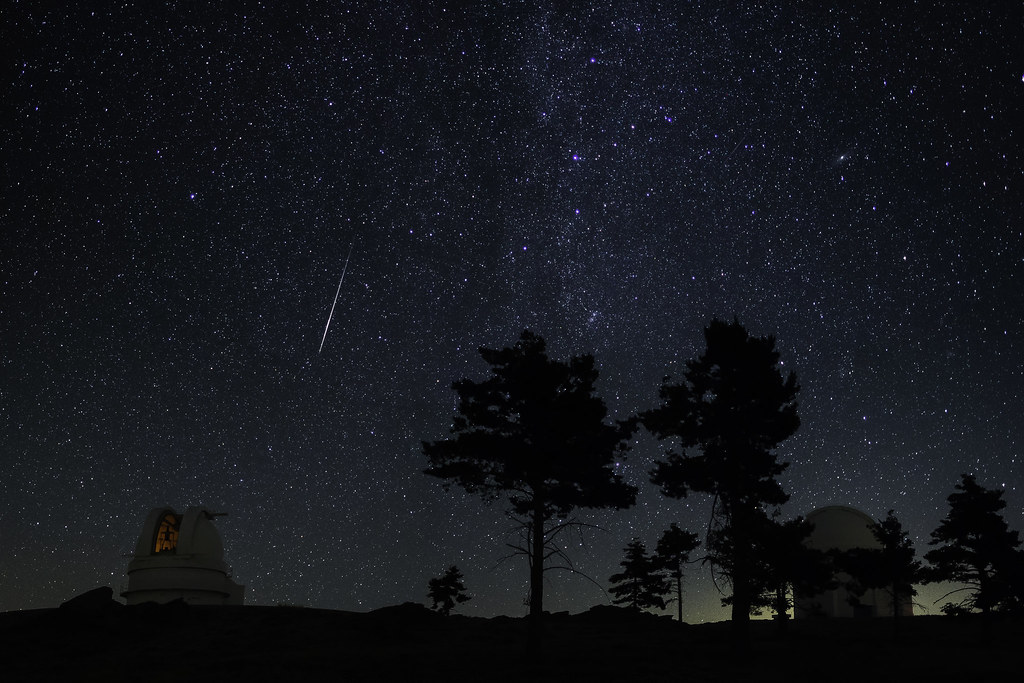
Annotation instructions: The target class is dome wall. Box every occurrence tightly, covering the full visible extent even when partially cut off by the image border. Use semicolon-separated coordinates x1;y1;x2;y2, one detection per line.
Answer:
804;506;881;553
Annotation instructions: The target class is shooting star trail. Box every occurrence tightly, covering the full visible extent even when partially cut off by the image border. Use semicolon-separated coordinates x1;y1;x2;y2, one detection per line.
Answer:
726;132;748;159
318;242;354;354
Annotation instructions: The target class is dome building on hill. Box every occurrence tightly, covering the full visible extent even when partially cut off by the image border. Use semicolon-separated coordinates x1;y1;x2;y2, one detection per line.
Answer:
121;506;244;605
794;505;913;619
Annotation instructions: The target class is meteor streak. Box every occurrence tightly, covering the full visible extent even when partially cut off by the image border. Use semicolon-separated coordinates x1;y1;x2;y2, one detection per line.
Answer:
319;242;354;354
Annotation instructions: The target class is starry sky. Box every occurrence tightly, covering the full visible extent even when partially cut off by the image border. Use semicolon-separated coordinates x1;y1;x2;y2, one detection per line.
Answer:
2;2;1021;622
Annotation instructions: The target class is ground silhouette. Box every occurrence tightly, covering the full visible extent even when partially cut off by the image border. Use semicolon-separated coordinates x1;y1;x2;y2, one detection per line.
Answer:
2;599;1020;682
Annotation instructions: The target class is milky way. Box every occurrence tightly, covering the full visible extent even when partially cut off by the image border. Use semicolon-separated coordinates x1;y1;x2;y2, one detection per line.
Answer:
2;3;1020;621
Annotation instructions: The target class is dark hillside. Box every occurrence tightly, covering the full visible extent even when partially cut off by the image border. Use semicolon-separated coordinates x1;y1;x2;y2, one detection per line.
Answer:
2;602;1019;682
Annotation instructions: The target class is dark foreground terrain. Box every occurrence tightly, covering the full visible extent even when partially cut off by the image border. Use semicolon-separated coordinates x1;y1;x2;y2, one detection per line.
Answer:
2;599;1019;682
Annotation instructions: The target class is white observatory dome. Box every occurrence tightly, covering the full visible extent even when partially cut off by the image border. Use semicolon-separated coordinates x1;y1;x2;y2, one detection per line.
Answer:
121;506;244;606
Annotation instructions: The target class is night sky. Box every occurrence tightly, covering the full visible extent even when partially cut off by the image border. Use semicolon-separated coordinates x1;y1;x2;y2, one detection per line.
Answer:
2;2;1021;622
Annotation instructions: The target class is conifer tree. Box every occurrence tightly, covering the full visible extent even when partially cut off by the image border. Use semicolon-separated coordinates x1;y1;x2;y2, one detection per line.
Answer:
428;565;471;616
925;474;1023;615
839;511;921;632
609;539;670;611
654;523;701;622
424;330;636;646
753;515;827;625
641;319;799;650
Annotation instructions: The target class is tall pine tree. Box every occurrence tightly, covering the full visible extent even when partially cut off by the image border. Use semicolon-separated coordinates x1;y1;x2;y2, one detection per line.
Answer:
424;331;636;646
641;319;799;650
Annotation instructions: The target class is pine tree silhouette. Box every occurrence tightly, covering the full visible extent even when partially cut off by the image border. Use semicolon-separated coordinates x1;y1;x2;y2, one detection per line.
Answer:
609;539;670;611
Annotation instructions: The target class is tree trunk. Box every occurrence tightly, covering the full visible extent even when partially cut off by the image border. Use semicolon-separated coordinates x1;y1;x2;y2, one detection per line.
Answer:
773;585;790;633
528;499;545;653
890;582;900;638
730;582;751;653
676;573;683;622
730;516;751;653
